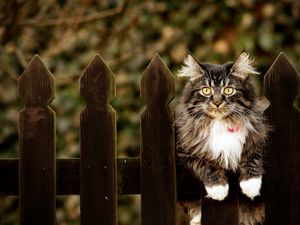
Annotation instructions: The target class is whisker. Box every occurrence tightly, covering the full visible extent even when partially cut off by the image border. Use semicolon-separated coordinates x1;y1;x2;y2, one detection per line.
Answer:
173;104;206;126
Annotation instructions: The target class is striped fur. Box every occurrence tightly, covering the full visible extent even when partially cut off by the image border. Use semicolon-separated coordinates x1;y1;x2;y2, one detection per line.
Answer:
176;53;268;224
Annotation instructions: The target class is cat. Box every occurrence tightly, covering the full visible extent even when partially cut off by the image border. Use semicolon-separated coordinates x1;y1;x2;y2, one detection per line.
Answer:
175;52;267;225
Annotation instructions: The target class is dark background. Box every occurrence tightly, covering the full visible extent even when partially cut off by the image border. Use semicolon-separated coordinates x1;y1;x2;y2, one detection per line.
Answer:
0;0;299;224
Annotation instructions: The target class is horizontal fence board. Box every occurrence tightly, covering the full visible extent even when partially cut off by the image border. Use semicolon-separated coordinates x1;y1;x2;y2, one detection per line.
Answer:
117;158;141;195
0;158;201;199
0;159;18;195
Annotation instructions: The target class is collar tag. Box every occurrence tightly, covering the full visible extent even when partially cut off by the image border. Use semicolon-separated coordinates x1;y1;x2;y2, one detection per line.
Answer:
227;126;239;133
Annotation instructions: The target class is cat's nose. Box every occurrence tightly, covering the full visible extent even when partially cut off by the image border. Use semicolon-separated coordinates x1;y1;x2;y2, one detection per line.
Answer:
213;94;222;107
213;101;222;107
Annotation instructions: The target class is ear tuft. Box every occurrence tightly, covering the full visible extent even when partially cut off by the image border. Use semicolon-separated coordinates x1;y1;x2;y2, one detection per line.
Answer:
231;52;259;79
178;54;204;80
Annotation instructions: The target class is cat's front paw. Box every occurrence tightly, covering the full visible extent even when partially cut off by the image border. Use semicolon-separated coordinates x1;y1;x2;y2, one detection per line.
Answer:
190;212;201;225
205;184;229;201
240;176;262;200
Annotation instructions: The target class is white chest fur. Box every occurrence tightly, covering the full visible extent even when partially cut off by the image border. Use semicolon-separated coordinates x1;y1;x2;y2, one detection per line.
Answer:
207;120;250;170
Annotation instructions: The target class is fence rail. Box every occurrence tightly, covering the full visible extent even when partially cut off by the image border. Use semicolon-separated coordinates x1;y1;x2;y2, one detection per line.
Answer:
0;53;299;225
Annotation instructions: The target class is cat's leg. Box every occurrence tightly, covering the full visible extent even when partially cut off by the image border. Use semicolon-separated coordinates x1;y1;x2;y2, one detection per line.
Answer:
179;154;229;201
239;150;263;200
190;212;201;225
179;201;201;225
238;197;265;225
189;158;229;201
239;177;262;200
202;164;229;201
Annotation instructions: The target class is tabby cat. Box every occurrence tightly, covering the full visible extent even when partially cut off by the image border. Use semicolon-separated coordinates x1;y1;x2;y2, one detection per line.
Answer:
175;52;267;225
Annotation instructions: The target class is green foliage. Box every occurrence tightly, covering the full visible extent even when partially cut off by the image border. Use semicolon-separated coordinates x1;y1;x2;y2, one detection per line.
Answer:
0;0;299;224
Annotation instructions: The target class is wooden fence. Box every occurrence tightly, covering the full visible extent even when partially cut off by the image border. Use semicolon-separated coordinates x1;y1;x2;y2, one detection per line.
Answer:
0;53;299;225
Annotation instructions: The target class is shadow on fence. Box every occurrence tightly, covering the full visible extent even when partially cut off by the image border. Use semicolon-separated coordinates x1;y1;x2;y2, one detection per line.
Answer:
0;53;299;225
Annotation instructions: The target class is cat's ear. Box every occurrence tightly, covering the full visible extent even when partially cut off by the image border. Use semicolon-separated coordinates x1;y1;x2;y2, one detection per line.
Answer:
231;52;259;79
179;54;205;80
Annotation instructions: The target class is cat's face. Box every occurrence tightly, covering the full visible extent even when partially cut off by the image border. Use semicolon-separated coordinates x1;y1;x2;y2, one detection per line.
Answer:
179;53;258;120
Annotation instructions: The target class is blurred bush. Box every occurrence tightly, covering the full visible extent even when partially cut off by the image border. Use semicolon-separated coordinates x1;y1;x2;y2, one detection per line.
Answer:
0;0;299;224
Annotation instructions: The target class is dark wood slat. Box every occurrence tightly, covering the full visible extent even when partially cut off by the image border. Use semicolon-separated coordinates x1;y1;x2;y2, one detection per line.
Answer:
0;158;201;198
80;55;116;225
56;159;79;195
117;157;141;195
201;173;239;225
18;55;56;225
0;159;18;195
140;54;176;225
264;53;300;225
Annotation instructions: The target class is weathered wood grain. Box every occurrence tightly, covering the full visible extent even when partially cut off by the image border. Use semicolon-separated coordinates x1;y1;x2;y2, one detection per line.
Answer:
264;53;300;225
80;55;116;225
140;54;176;225
18;55;56;225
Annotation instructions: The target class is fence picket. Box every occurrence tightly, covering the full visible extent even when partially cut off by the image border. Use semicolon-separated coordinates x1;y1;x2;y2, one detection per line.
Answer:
80;55;117;225
264;53;300;225
140;54;176;225
0;53;299;225
18;55;56;225
201;174;239;225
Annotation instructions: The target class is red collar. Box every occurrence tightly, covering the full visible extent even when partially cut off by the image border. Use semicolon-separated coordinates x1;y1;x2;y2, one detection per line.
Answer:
227;126;239;133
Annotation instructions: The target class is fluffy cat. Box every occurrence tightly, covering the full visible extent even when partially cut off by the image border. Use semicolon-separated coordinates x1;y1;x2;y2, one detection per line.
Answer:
175;52;267;225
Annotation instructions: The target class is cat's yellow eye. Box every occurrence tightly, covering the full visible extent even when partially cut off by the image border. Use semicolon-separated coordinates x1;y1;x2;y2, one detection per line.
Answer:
201;87;212;96
223;87;234;96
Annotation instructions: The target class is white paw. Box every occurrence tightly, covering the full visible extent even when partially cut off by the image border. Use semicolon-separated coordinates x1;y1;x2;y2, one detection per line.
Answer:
240;176;262;200
190;212;201;225
205;184;229;201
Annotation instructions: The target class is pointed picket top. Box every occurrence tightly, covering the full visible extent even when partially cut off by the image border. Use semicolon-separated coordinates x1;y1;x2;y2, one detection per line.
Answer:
80;54;117;225
140;54;176;225
19;54;56;224
19;55;55;107
264;52;299;107
141;54;175;107
263;53;300;225
80;54;115;108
